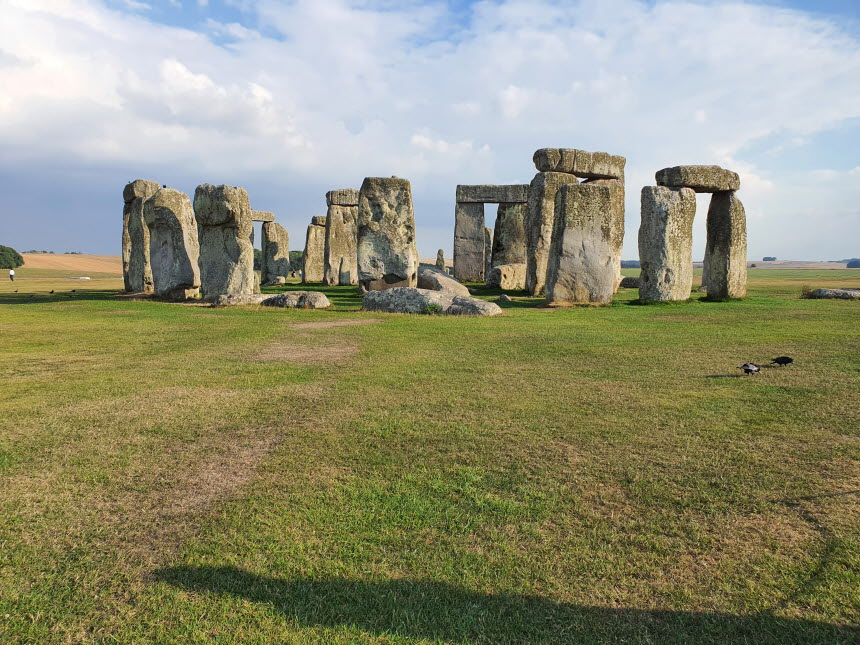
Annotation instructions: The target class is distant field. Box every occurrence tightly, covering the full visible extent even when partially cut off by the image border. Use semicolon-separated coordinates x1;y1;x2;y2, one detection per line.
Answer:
0;266;858;644
20;253;123;274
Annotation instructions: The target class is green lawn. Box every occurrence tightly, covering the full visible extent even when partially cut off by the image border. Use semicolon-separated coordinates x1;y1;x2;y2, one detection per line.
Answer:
0;268;858;644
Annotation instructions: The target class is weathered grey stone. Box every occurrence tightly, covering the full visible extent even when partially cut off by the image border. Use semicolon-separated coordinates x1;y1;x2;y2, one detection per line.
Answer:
486;263;526;290
210;293;270;306
702;191;747;298
262;291;331;309
143;187;200;300
545;183;615;305
357;177;419;292
532;148;626;180
484;227;493;279
323;204;359;286
123;179;160;293
455;184;529;203
637;186;697;302
302;217;327;283
655;166;740;193
454;202;485;282
326;189;359;207
252;210;275;222
583;177;625;291
491;203;528;267
261;221;290;286
417;265;471;296
619;276;640;288
362;287;502;316
526;172;581;295
808;288;860;300
497;294;512;303
194;184;255;300
436;249;445;271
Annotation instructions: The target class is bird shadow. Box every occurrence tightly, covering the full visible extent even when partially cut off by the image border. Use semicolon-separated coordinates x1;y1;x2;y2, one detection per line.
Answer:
154;566;858;644
706;374;743;379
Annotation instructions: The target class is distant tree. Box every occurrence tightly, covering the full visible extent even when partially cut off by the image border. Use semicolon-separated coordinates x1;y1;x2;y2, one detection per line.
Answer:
289;251;303;272
620;260;641;269
0;244;24;269
848;259;860;268
253;248;262;271
762;256;777;262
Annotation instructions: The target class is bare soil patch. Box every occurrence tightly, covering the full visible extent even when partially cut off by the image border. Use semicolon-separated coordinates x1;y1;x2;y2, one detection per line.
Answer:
290;317;383;330
255;339;359;364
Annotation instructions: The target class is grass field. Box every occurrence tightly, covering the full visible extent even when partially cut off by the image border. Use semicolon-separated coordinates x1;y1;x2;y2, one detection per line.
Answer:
1;265;858;644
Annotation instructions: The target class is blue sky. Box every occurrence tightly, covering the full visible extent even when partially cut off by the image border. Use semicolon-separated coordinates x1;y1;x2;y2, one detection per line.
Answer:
1;0;859;260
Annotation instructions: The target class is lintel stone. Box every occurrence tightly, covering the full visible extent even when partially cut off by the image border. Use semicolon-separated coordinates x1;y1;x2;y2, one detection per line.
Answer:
655;165;740;193
532;148;626;179
326;189;359;207
456;184;529;204
252;210;275;222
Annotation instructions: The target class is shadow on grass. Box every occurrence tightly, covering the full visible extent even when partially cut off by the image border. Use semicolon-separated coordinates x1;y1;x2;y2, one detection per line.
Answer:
0;289;121;305
155;566;857;644
705;374;744;379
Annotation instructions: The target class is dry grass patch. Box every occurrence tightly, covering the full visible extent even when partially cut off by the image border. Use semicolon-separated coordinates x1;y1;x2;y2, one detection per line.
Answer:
290;317;383;330
255;339;360;364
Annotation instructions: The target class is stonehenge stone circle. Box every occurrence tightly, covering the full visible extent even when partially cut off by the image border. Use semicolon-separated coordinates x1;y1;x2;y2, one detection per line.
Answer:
491;203;528;267
261;221;290;286
486;263;526;290
637;186;696;302
362;287;503;316
533;148;626;180
525;171;581;295
545;183;616;305
417;264;471;296
703;191;747;298
436;249;446;271
302;215;327;283
655;165;740;193
123;179;160;294
323;189;359;286
357;177;419;292
194;184;255;299
143;187;201;300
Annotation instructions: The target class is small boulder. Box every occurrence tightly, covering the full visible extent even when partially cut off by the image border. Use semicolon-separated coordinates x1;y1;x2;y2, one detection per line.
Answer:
487;263;526;290
362;287;502;316
263;291;331;309
497;294;512;304
808;288;860;300
417;265;471;296
619;276;640;288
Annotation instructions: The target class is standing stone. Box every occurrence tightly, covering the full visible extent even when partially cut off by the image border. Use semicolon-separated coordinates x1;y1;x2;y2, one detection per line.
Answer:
193;184;255;299
123;179;160;293
638;186;696;302
261;221;290;286
703;191;747;298
583;177;625;291
143;187;200;300
526;172;581;295
357;177;419;292
436;249;446;271
122;203;132;292
453;202;485;282
491;203;528;268
323;190;359;286
303;216;327;283
545;183;615;305
484;227;493;281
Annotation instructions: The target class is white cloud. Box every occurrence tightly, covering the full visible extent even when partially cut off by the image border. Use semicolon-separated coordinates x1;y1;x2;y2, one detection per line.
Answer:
0;0;858;259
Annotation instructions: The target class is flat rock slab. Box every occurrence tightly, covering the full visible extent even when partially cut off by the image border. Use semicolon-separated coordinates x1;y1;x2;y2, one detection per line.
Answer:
486;263;526;290
532;148;625;179
456;184;529;203
211;292;331;308
252;210;275;222
417;265;471;296
362;287;503;316
656;166;740;193
808;288;860;300
326;189;359;206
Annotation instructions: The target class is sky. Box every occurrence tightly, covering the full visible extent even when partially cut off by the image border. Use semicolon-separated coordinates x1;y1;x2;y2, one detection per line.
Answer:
0;0;858;261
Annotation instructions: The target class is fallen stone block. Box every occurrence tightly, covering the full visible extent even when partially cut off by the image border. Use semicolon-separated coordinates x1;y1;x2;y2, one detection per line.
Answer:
486;263;526;290
655;165;740;193
362;287;502;316
262;291;331;309
417;265;471;296
619;276;640;288
808;288;860;300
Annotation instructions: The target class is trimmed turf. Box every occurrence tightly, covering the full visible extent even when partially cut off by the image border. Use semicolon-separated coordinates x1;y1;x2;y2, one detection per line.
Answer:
0;268;858;644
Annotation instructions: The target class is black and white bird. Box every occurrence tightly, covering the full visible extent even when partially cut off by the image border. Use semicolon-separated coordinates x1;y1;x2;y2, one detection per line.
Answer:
737;363;761;375
771;356;794;367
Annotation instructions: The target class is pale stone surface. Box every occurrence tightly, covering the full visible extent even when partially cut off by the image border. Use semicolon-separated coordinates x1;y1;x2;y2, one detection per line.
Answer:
362;287;503;316
323;204;359;286
619;276;640;288
357;177;419;292
703;191;747;298
302;217;327;283
454;201;485;282
484;227;493;280
455;184;529;203
808;288;860;300
486;263;526;290
583;177;625;291
638;186;697;302
143;187;200;300
436;249;445;271
491;203;528;267
261;221;291;285
655;166;740;193
326;189;359;207
124;179;160;293
526;171;581;295
262;291;331;308
122;202;132;291
211;293;270;306
532;148;626;179
545;183;615;304
252;210;275;222
498;294;512;303
194;184;255;299
417;264;471;296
